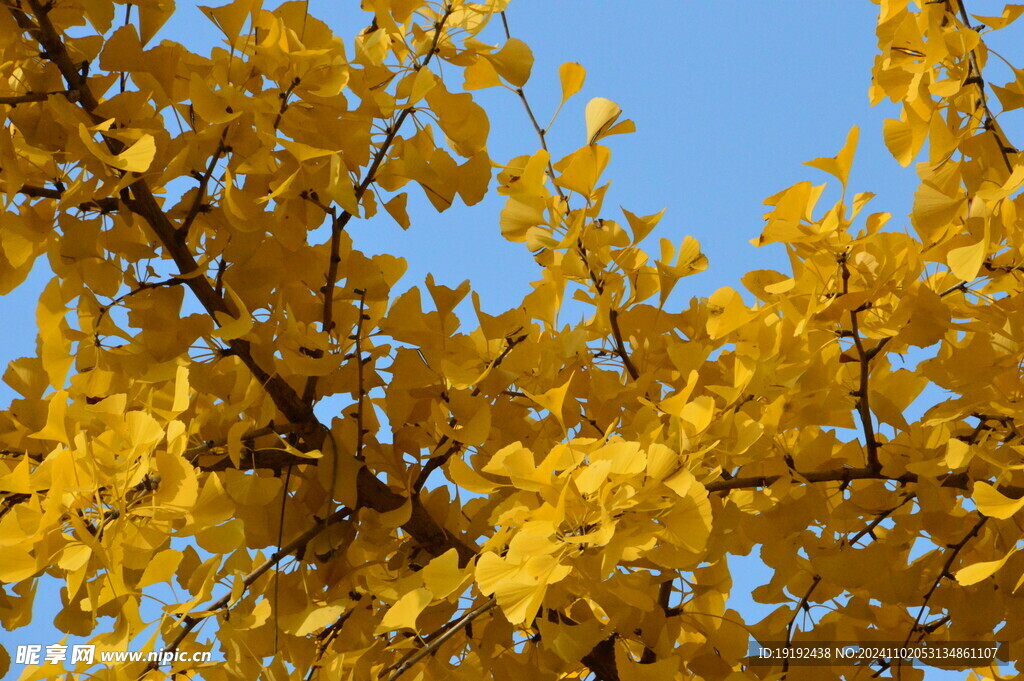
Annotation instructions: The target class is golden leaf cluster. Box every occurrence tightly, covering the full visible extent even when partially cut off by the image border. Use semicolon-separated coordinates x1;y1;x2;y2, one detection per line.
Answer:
0;1;1023;680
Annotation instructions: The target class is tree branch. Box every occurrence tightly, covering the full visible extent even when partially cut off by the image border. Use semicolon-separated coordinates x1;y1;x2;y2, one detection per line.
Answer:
183;423;302;461
951;0;1017;171
16;183;119;212
353;290;368;461
609;309;640;381
501;12;637;383
144;506;354;674
11;0;476;572
703;464;1024;497
11;0;321;441
413;331;527;491
179;127;229;240
0;89;75;105
381;598;497;681
839;252;882;472
302;4;454;405
893;513;988;676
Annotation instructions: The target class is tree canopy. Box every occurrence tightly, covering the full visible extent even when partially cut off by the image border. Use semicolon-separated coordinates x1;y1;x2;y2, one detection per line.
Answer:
1;0;1024;679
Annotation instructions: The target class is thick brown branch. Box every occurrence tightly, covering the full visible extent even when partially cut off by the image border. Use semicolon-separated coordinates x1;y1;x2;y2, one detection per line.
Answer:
0;89;73;105
609;309;640;381
840;253;881;472
581;636;619;681
0;492;32;521
11;0;473;570
16;183;119;212
12;0;319;435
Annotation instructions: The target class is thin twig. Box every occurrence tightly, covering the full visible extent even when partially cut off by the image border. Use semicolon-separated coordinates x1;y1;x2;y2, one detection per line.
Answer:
303;607;358;681
273;462;294;654
144;506;354;673
179;127;230;239
704;464;1024;498
353;289;368;460
413;332;527;491
184;423;301;460
382;598;496;681
272;76;301;131
94;276;185;339
780;575;822;677
302;4;454;405
502;12;637;382
499;12;565;205
950;0;1016;171
844;494;916;548
891;514;988;677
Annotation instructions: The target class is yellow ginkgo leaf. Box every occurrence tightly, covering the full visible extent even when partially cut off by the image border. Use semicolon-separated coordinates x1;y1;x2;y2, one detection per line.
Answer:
213;285;254;340
585;97;622;145
803;126;859;188
139;0;175;44
475;551;519;596
199;0;261;41
955;548;1016;586
290;605;347;637
0;547;37;583
705;287;756;340
493;576;550;625
29;390;69;444
195;519;245;553
409;66;437;104
423;549;468;600
559;62;585;104
138;549;183;588
376;588;432;633
464;56;503;90
973;481;1024;519
154;450;199;509
523;373;574;429
223;470;282;506
487;38;534;87
622;207;665;244
947;238;987;282
384;193;411;230
77;124;156;172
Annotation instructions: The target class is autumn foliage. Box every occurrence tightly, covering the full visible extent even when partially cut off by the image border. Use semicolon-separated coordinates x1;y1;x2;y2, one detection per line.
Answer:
2;0;1024;679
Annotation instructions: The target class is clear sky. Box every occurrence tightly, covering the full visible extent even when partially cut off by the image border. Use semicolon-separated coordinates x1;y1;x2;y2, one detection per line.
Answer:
1;1;972;679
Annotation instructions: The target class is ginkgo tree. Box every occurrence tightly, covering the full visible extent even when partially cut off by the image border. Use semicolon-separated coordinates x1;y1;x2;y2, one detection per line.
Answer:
1;0;1024;679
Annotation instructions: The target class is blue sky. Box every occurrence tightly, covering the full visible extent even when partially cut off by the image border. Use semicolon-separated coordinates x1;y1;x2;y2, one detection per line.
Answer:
1;1;974;679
